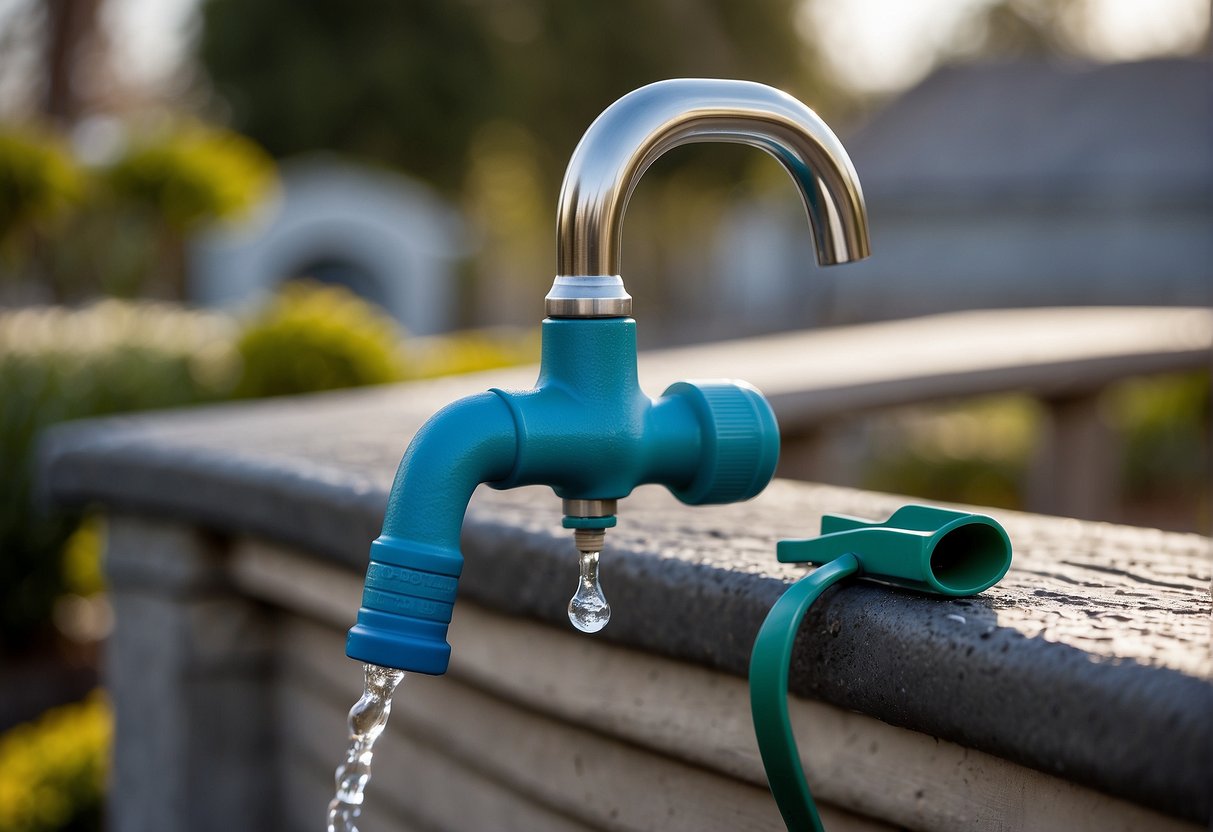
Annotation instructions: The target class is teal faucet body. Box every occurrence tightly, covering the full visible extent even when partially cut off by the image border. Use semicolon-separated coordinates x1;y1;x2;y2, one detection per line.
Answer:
346;316;780;674
347;77;871;676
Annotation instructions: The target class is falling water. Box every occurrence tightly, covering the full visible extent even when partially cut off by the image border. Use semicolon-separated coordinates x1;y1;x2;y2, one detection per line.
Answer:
326;663;406;832
568;549;611;633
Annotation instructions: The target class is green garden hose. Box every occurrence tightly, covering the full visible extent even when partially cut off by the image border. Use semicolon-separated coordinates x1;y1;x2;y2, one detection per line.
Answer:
748;506;1012;831
749;554;860;832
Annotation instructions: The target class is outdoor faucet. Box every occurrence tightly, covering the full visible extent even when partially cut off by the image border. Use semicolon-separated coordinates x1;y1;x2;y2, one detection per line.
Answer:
346;79;871;674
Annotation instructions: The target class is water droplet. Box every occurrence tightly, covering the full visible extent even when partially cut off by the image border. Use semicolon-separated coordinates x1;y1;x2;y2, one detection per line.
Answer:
569;549;610;633
327;663;405;832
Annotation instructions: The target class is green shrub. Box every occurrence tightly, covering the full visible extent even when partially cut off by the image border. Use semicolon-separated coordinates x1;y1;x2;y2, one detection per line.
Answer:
0;301;238;654
0;121;274;301
861;376;1211;530
410;327;539;379
0;286;536;655
861;395;1043;511
0;130;81;250
58;516;106;599
98;122;275;299
1106;372;1211;530
234;281;538;397
104;122;273;232
234;281;409;397
0;691;109;832
1107;372;1210;487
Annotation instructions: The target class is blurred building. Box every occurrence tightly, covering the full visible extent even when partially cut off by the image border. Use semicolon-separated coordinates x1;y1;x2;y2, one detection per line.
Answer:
189;156;469;335
189;60;1210;342
716;58;1213;330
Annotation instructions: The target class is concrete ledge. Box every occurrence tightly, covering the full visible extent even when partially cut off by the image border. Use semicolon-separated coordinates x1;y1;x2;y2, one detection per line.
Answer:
234;539;1197;832
41;355;1212;826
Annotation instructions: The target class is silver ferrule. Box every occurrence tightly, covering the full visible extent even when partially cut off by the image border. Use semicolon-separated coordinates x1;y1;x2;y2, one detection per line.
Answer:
563;498;618;518
545;276;632;318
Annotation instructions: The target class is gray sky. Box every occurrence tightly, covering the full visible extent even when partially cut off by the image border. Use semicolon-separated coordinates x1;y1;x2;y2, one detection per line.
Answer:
803;0;1209;93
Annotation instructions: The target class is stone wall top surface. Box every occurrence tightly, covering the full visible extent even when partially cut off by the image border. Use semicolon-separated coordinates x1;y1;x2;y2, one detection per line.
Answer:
40;368;1213;823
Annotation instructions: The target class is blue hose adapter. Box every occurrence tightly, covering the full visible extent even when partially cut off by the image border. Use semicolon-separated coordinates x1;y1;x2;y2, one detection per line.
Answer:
346;391;518;676
346;536;463;675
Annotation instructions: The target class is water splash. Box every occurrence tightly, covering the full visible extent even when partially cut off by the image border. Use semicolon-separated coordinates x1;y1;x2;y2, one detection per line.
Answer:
568;549;611;633
327;663;406;832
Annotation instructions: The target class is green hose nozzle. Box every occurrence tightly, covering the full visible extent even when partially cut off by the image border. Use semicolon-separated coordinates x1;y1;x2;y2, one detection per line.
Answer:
750;505;1012;831
777;504;1011;596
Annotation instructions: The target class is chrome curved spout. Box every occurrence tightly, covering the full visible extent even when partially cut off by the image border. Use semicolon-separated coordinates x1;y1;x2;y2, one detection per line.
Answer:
548;78;871;317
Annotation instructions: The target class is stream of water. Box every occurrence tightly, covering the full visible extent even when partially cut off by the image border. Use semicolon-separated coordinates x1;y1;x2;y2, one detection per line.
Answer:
326;663;406;832
332;544;609;828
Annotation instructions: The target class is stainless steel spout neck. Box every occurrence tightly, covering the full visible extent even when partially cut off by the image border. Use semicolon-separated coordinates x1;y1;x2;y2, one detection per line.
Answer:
546;78;871;318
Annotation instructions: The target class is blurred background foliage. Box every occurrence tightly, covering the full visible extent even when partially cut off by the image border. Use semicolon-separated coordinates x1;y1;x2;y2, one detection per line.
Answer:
0;0;1208;825
0;121;275;302
863;394;1044;511
0;692;108;832
861;374;1212;531
0;299;236;656
0;285;533;832
2;120;275;306
199;0;824;199
233;281;408;397
0;286;537;660
105;123;271;231
103;123;273;298
0;131;80;252
195;0;850;323
1106;372;1212;528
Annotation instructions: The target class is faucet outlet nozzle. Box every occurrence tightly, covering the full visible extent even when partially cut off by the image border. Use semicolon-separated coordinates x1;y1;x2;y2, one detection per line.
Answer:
574;527;607;554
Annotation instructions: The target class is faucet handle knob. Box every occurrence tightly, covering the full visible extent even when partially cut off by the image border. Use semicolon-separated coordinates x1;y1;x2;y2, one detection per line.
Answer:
663;380;780;505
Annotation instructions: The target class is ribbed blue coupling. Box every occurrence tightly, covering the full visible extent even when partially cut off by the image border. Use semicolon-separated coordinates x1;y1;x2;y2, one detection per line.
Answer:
346;535;463;675
663;380;780;505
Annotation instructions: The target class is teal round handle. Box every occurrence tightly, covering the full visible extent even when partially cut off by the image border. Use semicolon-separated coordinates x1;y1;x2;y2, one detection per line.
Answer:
749;554;860;832
663;380;780;505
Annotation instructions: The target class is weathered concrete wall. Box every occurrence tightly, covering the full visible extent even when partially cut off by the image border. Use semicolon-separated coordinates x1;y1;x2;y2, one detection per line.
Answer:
40;327;1212;830
103;518;276;832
